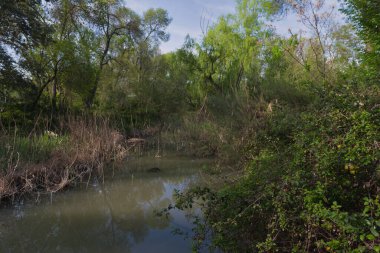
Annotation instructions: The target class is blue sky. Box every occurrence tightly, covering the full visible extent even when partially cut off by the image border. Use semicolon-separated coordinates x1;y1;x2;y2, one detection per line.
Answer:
126;0;343;53
126;0;236;52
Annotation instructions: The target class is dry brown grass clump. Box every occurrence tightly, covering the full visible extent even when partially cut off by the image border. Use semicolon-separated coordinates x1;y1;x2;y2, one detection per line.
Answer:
0;117;127;202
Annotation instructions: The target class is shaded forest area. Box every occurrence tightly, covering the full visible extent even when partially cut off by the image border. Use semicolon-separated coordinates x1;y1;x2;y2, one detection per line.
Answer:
0;0;379;252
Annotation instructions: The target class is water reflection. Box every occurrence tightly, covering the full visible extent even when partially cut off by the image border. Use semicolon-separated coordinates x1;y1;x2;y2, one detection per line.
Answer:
0;157;211;253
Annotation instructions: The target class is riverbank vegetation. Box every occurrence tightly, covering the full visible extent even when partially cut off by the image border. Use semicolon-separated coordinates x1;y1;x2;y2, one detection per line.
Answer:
0;0;379;252
0;117;127;201
171;0;380;252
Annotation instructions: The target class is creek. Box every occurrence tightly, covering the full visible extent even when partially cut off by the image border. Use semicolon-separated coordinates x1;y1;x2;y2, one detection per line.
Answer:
0;156;212;253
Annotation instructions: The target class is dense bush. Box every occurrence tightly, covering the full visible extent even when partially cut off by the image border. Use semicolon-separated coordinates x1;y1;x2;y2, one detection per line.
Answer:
173;82;379;252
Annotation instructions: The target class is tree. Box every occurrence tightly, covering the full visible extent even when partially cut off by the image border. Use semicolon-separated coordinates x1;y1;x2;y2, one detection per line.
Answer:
22;0;97;114
343;0;380;79
0;0;51;118
0;47;37;115
0;0;51;50
96;8;172;122
81;0;142;107
177;0;273;105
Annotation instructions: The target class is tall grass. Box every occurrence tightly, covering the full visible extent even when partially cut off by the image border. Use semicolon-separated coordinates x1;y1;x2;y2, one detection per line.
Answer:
0;133;68;170
0;116;127;202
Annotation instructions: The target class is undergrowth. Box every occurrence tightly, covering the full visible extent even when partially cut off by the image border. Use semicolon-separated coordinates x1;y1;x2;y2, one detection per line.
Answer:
171;83;380;252
0;117;127;202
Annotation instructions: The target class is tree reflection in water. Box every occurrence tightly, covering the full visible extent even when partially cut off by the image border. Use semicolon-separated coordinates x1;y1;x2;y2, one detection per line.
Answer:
0;157;211;253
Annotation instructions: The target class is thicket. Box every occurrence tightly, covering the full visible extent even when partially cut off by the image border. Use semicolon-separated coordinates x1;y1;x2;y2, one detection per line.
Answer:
0;117;127;201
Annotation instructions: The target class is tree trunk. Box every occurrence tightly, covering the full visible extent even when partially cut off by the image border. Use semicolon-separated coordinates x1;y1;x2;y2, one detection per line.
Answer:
52;78;57;115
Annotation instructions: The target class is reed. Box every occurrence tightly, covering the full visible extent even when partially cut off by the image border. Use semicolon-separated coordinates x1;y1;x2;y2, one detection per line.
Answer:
0;116;127;202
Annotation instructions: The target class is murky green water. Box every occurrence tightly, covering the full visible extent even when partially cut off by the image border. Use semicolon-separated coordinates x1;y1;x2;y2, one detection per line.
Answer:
0;156;212;253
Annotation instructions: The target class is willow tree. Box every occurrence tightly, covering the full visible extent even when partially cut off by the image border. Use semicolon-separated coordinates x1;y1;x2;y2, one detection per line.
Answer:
178;0;278;112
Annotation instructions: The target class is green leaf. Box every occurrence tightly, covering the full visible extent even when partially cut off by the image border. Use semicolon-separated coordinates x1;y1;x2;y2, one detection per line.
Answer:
370;227;379;237
366;234;375;241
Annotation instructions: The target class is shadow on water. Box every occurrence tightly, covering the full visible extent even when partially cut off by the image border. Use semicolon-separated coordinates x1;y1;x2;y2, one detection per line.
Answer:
0;156;213;253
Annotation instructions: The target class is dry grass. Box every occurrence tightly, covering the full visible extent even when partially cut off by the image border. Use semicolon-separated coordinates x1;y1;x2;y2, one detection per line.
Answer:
0;117;128;202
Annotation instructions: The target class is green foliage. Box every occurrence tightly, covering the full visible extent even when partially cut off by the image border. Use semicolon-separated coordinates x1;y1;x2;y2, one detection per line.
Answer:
0;47;38;112
168;1;380;251
343;0;380;80
1;0;173;118
97;51;187;128
1;0;380;252
0;0;49;119
142;8;172;43
0;0;51;49
173;82;379;252
0;132;68;172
